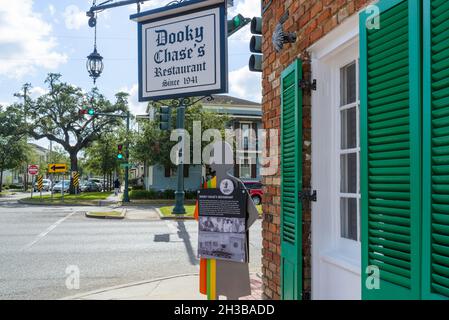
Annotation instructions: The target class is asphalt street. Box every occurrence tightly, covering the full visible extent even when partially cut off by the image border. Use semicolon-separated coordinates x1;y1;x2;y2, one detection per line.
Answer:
0;200;262;300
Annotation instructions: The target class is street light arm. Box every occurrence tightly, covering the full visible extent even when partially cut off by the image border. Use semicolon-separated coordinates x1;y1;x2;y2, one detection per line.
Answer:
87;0;150;16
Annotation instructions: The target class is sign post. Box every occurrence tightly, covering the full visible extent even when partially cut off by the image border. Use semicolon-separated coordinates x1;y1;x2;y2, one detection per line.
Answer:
28;165;39;199
131;0;229;214
48;164;67;201
37;175;43;201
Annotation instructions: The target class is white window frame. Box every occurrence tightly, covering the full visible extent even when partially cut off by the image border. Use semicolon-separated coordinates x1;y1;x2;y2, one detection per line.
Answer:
331;44;361;258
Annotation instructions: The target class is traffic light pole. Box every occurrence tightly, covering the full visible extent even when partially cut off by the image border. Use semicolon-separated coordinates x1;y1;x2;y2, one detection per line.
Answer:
123;111;130;203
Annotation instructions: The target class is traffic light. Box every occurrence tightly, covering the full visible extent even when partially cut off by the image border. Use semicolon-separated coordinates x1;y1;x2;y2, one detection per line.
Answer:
249;17;262;73
117;144;124;160
159;106;171;131
227;14;250;37
79;104;95;116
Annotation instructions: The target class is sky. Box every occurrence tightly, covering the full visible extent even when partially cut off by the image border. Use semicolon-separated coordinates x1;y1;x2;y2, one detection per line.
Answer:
0;0;262;142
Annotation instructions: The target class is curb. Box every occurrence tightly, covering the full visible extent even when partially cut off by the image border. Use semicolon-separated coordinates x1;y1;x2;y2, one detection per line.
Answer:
18;199;120;207
156;208;195;220
61;273;200;300
62;272;261;300
85;208;127;219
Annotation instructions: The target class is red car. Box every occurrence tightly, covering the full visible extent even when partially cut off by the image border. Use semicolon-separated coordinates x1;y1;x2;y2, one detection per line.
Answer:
243;181;263;205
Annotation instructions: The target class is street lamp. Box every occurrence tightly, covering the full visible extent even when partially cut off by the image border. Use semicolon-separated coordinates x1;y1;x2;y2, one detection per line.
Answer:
86;47;104;84
86;11;103;84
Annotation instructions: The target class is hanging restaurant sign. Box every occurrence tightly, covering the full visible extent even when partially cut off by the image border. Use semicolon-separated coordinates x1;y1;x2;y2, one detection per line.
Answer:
130;0;228;101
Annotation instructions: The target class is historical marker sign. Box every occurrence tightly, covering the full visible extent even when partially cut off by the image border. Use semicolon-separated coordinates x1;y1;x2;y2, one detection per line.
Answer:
197;184;248;263
131;0;228;101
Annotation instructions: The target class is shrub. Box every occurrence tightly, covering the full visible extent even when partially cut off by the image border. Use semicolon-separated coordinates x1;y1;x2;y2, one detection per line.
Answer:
129;189;198;200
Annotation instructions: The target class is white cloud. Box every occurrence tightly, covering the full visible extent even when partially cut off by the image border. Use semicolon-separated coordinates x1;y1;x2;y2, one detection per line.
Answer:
63;5;86;30
119;84;148;115
48;4;56;16
229;66;261;103
0;0;68;79
30;86;48;98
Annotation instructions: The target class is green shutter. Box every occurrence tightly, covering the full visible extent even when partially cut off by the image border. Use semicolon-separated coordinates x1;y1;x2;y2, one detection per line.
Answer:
280;59;302;300
360;0;421;299
422;0;449;300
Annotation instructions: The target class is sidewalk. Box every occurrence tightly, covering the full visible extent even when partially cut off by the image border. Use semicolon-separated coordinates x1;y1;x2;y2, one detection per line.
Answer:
64;273;263;300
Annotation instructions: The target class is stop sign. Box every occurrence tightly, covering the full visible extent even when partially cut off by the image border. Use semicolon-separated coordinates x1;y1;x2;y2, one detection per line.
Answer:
28;165;39;175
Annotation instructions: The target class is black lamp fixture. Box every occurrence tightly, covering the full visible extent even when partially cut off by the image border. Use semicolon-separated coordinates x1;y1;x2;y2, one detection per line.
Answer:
86;9;103;84
272;12;297;53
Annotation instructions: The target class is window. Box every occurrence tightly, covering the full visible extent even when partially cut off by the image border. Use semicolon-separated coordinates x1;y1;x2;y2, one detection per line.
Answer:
339;61;360;241
239;158;251;179
241;123;250;150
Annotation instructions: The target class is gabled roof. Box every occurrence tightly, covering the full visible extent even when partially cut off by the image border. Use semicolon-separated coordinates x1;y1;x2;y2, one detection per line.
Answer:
206;95;261;107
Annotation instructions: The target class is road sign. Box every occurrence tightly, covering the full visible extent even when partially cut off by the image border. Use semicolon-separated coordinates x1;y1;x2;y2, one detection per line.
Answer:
28;165;39;175
120;163;135;168
37;175;43;191
130;0;228;101
72;171;80;187
48;163;67;173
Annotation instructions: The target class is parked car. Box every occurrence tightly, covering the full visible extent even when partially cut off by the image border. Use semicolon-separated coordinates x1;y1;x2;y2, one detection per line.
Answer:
33;179;52;192
243;181;263;205
80;181;102;192
88;178;104;191
52;181;70;193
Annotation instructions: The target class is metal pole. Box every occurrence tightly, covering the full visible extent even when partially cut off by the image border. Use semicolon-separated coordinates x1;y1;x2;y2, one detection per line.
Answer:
172;103;186;215
123;111;130;203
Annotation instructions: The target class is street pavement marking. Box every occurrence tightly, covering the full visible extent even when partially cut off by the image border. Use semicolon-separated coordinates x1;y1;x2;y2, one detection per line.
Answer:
21;210;77;251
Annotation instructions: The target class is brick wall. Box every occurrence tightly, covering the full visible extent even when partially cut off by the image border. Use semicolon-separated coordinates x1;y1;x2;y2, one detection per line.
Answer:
261;0;372;300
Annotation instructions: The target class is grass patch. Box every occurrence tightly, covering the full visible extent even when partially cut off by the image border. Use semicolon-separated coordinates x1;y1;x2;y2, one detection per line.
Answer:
38;192;112;201
159;205;196;217
158;204;262;218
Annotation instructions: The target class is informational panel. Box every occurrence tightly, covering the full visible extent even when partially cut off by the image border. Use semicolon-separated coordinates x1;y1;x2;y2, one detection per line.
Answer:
198;179;248;263
131;0;228;101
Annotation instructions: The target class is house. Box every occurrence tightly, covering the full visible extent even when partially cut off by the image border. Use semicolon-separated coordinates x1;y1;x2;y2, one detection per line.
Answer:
142;95;262;191
260;0;449;300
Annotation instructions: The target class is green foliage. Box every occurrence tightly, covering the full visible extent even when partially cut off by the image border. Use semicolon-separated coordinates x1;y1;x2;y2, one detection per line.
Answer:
13;74;128;171
83;132;123;177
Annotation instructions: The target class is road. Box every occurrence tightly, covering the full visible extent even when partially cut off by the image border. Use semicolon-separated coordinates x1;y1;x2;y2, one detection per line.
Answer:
0;200;262;300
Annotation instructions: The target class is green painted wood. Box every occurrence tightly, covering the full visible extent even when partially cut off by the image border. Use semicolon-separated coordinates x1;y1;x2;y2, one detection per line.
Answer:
422;0;449;300
360;0;421;300
280;59;302;300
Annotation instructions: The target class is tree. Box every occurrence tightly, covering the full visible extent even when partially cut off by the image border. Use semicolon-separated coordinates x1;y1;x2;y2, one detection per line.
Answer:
14;74;128;193
0;137;30;192
83;132;123;191
0;106;30;192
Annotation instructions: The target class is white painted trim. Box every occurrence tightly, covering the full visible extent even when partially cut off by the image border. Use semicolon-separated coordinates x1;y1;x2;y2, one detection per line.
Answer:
310;16;361;300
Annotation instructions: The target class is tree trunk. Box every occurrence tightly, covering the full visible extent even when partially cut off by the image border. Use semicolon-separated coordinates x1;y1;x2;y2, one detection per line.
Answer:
69;152;78;194
0;168;3;193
